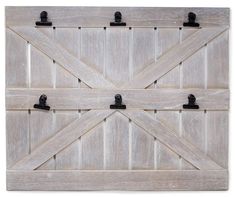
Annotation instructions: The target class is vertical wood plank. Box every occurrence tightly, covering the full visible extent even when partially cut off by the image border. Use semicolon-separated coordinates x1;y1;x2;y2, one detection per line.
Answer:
156;28;180;88
156;111;180;169
55;111;80;170
6;111;29;169
207;30;229;88
105;112;129;169
131;123;154;169
132;28;155;76
81;28;105;74
80;124;104;170
6;29;28;88
55;28;79;88
105;28;130;86
30;46;54;88
207;111;228;168
30;110;55;170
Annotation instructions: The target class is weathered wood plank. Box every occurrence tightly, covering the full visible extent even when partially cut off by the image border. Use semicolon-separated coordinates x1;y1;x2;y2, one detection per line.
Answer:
7;170;228;191
81;124;104;170
131;123;154;169
6;111;29;169
54;111;80;170
122;27;227;88
6;28;28;88
9;26;115;89
207;111;228;168
6;88;229;110
105;28;130;86
120;110;222;170
11;110;114;170
105;112;129;169
5;7;230;27
207;30;229;88
55;28;80;88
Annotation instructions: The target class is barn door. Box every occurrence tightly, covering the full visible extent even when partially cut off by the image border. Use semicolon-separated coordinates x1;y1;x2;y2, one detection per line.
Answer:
6;7;229;191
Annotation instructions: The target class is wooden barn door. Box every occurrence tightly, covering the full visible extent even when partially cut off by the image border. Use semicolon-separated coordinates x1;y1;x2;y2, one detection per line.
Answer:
6;7;229;191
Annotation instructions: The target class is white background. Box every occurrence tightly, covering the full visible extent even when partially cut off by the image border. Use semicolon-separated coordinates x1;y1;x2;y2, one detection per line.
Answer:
0;0;234;196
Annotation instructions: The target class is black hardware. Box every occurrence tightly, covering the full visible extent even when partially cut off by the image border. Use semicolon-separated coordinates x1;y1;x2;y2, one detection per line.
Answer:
110;11;126;26
35;11;52;26
110;94;126;109
183;12;200;27
183;94;199;109
34;94;50;110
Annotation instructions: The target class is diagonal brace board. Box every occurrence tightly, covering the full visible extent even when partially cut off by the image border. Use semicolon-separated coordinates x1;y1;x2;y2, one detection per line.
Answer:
11;110;115;170
8;26;115;89
122;27;228;89
120;110;223;170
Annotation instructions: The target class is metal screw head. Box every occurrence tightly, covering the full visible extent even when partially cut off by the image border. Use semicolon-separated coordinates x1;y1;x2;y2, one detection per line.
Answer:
114;11;122;23
115;94;122;105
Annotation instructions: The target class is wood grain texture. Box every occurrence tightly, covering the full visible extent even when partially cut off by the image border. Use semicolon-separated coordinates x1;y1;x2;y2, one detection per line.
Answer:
207;30;229;88
122;27;227;88
6;88;229;110
105;112;129;169
6;111;29;169
81;124;104;170
120;110;222;170
11;110;114;170
55;28;80;88
6;28;28;88
207;111;228;168
105;28;130;86
9;26;115;89
5;7;230;27
131;123;154;169
7;170;228;191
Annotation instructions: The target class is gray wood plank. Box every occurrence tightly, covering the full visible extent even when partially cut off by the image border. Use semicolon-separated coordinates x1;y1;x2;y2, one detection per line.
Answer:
120;110;222;170
9;26;115;89
122;27;227;88
6;88;229;110
6;111;29;169
54;111;80;170
11;110;114;170
207;111;228;168
81;28;105;74
105;112;129;169
81;124;104;170
7;170;228;191
105;28;130;86
132;28;155;76
6;28;28;88
131;123;154;169
5;7;230;27
207;30;229;88
55;28;80;88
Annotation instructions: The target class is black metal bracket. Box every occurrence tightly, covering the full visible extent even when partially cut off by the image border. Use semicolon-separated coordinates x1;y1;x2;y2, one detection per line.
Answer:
35;11;52;26
183;12;200;27
110;11;126;26
110;94;126;109
34;94;50;110
183;94;199;109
